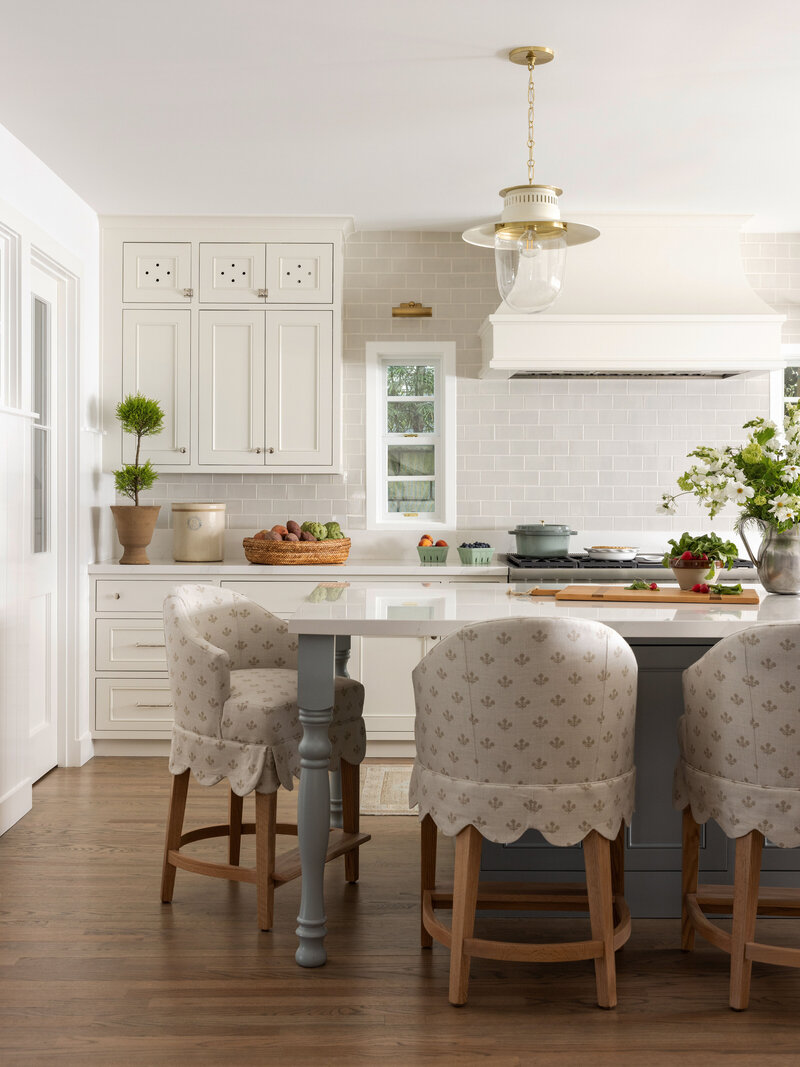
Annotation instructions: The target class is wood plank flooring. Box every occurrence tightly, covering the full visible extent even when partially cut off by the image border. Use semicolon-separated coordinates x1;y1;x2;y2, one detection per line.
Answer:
2;757;800;1066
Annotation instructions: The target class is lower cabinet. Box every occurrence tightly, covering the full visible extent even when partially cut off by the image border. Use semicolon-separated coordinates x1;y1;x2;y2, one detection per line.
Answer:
480;640;800;917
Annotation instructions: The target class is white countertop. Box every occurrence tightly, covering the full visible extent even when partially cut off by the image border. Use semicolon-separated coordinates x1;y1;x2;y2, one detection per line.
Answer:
287;581;796;640
88;558;508;578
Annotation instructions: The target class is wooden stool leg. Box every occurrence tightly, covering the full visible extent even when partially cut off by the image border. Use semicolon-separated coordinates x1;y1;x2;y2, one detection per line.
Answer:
420;814;438;948
255;791;277;931
449;825;482;1007
341;759;360;884
161;769;190;903
729;830;763;1011
228;788;244;866
681;807;701;951
584;830;617;1010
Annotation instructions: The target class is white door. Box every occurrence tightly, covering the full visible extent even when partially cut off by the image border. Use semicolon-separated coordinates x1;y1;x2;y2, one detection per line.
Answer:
198;311;266;465
265;311;333;466
122;310;191;465
27;266;59;781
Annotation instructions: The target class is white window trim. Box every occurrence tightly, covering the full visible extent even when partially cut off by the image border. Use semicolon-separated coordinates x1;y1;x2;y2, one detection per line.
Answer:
769;344;800;424
365;341;456;530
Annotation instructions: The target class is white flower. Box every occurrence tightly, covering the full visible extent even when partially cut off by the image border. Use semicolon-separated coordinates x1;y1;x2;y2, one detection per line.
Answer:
727;480;754;502
769;493;797;523
782;465;800;483
658;494;678;515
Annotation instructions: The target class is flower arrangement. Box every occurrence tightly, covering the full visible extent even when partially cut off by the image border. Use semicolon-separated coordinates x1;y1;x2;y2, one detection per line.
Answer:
659;405;800;532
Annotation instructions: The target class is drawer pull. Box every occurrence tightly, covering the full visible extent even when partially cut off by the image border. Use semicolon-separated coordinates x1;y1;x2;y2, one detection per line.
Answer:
134;642;166;648
135;701;173;708
112;593;121;600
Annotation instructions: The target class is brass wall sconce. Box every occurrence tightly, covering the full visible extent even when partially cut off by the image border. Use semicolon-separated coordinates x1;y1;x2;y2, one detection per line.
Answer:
392;301;432;318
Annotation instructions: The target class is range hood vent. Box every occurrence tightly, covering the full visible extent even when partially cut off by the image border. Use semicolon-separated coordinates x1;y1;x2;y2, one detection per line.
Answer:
479;215;784;379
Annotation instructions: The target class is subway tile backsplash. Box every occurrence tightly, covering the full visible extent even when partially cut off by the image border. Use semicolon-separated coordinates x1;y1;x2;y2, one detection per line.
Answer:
136;230;799;534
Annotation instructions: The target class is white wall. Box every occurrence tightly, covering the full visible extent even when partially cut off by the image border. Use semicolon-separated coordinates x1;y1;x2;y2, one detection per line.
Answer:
0;122;108;834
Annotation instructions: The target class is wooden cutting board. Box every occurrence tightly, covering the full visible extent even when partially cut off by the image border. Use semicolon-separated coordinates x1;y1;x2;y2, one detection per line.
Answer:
514;584;760;605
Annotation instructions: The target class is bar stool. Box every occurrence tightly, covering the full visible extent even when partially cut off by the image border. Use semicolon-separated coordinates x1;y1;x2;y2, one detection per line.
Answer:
411;616;637;1006
160;584;369;930
676;623;800;1009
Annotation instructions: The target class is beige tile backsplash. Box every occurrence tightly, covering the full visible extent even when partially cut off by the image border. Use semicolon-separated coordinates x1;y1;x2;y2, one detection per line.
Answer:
138;230;800;534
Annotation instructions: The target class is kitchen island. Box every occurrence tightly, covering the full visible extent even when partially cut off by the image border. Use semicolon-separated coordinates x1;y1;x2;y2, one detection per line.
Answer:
288;580;800;963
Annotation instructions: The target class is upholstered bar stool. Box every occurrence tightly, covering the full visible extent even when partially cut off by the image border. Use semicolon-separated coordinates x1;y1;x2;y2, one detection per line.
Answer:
676;622;800;1010
160;584;369;930
411;617;637;1007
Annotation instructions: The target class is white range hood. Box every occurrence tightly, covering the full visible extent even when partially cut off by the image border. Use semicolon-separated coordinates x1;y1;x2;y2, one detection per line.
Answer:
478;214;784;378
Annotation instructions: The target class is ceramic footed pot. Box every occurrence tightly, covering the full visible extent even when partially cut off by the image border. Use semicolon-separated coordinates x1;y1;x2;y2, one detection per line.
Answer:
741;524;800;595
111;505;160;565
669;558;721;591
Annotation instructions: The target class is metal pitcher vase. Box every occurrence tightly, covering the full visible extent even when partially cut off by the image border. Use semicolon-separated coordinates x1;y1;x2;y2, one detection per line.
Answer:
740;523;800;595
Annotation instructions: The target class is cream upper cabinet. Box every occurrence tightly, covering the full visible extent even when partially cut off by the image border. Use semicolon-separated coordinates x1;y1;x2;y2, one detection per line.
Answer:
121;310;191;465
198;310;332;467
199;243;267;303
198;311;266;465
122;242;192;302
266;311;333;466
265;243;333;303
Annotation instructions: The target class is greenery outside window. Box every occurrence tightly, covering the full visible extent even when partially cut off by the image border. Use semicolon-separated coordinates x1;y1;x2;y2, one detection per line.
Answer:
769;347;800;424
366;342;456;529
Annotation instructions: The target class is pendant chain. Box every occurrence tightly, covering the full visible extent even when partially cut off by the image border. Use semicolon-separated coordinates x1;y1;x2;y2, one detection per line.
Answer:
527;57;536;185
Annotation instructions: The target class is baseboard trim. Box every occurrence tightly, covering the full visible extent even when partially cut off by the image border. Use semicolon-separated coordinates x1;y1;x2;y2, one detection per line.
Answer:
0;777;33;835
92;739;171;756
366;740;416;759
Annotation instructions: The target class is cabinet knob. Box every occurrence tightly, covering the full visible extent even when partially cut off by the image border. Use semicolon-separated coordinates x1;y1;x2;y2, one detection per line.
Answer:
257;288;268;299
266;447;275;454
183;288;193;298
113;592;121;599
178;447;187;454
254;447;262;454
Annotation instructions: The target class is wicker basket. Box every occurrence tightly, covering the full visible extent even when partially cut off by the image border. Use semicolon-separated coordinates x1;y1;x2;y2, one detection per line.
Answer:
242;536;351;566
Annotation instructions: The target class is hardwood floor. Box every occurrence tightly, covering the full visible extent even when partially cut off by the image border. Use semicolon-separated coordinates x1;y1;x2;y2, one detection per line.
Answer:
2;758;800;1066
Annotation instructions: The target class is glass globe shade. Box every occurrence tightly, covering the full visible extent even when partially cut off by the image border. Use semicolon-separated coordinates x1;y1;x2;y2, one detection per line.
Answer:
494;229;567;312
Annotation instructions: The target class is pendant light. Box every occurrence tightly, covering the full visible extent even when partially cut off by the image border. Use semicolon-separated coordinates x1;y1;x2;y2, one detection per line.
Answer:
462;47;599;313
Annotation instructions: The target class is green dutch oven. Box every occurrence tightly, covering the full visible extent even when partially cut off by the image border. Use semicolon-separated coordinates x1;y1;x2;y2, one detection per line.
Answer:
508;523;578;557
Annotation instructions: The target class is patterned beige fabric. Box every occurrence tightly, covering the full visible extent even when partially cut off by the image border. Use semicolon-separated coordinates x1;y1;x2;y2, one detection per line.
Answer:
410;617;638;846
674;623;800;848
164;584;366;795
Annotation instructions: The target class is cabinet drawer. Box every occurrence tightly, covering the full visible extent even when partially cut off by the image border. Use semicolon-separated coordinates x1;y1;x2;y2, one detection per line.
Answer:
95;677;173;734
96;619;167;670
221;580;321;614
95;579;211;613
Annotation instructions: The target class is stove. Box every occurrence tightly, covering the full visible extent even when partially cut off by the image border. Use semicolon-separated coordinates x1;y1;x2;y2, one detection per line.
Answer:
507;553;755;583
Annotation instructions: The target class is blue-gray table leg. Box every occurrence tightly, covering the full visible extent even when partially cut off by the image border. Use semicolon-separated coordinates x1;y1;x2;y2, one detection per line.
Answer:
295;632;336;967
328;635;352;830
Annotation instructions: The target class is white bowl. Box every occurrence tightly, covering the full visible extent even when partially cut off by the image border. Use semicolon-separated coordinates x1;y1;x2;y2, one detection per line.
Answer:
583;546;639;562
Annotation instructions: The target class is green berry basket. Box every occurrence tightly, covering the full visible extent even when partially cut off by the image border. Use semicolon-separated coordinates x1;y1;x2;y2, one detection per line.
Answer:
457;546;495;565
417;546;449;564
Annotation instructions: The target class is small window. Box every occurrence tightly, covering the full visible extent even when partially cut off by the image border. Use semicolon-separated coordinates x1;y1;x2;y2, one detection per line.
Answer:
366;342;455;529
770;346;800;424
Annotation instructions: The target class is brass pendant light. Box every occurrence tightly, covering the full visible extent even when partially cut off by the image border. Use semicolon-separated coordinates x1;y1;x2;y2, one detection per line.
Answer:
463;47;599;313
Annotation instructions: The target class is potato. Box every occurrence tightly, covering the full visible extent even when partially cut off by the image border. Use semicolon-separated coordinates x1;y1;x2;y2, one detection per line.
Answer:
300;530;316;541
264;530;282;541
271;524;288;537
286;520;302;535
252;529;269;540
284;532;300;542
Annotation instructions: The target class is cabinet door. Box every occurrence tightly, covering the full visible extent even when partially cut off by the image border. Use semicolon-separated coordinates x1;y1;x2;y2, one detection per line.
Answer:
199;243;266;303
122;242;192;302
122;310;191;465
265;243;333;303
358;634;438;739
265;311;333;466
198;312;266;465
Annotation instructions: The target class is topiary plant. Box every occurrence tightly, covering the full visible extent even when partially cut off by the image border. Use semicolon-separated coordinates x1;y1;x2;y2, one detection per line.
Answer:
113;393;165;505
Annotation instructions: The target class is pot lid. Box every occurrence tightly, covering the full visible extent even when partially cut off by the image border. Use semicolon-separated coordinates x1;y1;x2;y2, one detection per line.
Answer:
511;523;574;534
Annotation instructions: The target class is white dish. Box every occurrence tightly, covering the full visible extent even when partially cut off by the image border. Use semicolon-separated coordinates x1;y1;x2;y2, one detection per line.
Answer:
583;546;639;561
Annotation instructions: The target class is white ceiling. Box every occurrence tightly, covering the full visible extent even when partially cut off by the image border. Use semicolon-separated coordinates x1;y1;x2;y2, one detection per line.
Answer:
2;0;799;230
